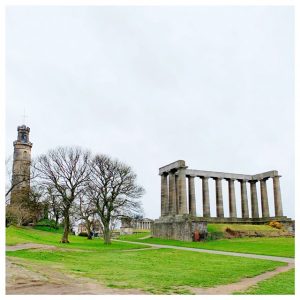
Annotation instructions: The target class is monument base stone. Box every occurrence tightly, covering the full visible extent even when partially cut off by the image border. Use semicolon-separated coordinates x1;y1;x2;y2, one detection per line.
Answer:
152;215;208;242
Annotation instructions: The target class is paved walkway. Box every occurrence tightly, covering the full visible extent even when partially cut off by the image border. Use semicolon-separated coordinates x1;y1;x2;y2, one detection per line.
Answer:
115;240;294;263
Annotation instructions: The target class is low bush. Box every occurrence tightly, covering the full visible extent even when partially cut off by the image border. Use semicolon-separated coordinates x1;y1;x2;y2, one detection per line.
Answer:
36;219;57;227
78;232;89;237
269;221;283;230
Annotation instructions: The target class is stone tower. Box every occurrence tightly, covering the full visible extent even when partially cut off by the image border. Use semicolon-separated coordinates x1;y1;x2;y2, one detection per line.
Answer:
11;124;33;204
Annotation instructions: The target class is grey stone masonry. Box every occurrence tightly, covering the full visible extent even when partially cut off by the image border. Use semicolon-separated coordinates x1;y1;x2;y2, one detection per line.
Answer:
214;178;224;218
11;124;33;205
260;179;270;218
227;179;237;218
158;160;285;220
175;175;179;213
188;176;196;216
177;167;188;215
168;171;177;215
185;169;279;181
160;173;168;216
201;177;211;217
152;215;207;242
250;180;259;218
273;176;283;217
156;160;289;242
239;179;249;218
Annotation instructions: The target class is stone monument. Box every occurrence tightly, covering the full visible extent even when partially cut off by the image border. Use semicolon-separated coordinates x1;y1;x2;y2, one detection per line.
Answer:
10;124;33;205
152;160;292;241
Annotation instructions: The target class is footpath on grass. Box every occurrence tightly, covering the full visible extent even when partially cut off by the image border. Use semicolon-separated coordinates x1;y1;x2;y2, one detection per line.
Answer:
115;239;295;295
114;239;294;263
6;241;294;295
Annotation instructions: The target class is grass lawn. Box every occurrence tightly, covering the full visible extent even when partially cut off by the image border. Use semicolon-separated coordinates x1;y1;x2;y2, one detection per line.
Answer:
119;232;294;258
6;246;285;294
6;226;293;294
6;226;148;251
118;232;151;241
207;223;282;233
235;268;295;295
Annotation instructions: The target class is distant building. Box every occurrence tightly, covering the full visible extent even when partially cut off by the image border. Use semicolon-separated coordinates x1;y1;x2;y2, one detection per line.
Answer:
131;218;153;230
76;220;103;236
120;217;153;235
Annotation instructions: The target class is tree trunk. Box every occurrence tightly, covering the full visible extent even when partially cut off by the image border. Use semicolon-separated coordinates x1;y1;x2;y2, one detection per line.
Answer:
103;224;111;244
61;212;70;243
43;204;49;219
86;220;92;239
55;213;59;228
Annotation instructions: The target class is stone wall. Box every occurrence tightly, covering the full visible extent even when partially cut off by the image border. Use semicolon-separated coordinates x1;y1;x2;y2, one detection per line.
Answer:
152;216;207;241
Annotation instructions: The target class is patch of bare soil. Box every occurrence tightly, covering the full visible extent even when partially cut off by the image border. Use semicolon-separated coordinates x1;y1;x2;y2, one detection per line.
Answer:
6;256;148;295
190;263;295;295
6;243;57;252
6;243;95;253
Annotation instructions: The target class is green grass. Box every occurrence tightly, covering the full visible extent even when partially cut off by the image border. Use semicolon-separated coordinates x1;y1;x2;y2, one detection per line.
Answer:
33;225;65;233
6;226;148;251
118;232;151;241
119;234;294;258
235;268;295;295
6;226;293;294
7;247;285;294
207;223;282;233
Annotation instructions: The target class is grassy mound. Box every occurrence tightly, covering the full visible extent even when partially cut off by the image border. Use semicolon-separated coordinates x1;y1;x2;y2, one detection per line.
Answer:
207;223;282;233
6;226;148;251
118;231;294;258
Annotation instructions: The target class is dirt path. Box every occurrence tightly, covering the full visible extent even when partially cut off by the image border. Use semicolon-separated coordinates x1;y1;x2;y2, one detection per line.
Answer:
6;243;57;252
6;256;148;295
191;263;294;295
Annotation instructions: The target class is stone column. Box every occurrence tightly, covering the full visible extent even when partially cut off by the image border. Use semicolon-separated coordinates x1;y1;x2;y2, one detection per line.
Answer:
273;176;283;216
168;171;177;215
250;180;259;218
239;180;249;219
227;179;237;218
177;167;188;215
214;178;224;218
201;177;210;217
260;178;270;218
161;173;168;216
188;176;196;216
175;175;179;214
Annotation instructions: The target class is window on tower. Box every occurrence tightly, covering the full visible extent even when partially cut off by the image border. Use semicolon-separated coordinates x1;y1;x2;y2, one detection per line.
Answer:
21;132;27;143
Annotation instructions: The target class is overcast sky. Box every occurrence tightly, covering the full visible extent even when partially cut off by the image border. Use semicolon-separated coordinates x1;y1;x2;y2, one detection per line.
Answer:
5;6;294;219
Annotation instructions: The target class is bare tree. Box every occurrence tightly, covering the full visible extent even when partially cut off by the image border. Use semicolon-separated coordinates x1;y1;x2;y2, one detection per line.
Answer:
6;201;32;226
87;154;144;244
35;147;90;243
6;186;43;226
44;186;63;228
75;192;97;239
